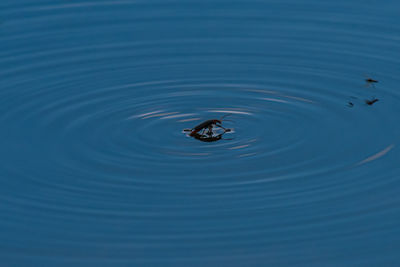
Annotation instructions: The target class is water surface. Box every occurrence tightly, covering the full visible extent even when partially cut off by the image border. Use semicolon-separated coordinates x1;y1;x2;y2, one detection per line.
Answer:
1;0;400;266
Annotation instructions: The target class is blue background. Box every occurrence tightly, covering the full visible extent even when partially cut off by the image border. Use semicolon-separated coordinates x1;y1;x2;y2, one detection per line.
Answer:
1;0;400;266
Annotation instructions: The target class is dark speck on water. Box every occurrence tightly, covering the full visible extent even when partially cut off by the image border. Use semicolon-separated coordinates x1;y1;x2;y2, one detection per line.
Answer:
366;78;378;83
365;98;379;105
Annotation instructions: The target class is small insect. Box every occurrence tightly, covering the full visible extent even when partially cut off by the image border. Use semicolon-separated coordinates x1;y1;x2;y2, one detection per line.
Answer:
365;97;379;106
190;119;230;136
366;78;378;83
183;114;233;141
364;76;378;88
184;114;231;136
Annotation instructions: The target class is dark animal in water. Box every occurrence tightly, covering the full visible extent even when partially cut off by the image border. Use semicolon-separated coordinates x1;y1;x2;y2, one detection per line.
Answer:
190;119;223;136
189;128;232;142
365;98;379;105
365;77;378;88
365;78;378;83
183;114;233;141
187;114;232;136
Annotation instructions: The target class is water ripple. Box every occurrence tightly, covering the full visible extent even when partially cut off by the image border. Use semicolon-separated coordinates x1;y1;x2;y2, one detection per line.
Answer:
1;0;400;265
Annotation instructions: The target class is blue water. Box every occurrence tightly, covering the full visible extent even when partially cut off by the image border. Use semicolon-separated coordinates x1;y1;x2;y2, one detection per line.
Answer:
1;0;400;266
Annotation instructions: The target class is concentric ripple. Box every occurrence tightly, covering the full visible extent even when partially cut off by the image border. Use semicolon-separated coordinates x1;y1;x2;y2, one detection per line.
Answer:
1;0;400;266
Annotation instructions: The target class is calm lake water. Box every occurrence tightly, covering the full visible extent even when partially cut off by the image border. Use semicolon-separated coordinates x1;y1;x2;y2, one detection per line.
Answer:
1;0;400;266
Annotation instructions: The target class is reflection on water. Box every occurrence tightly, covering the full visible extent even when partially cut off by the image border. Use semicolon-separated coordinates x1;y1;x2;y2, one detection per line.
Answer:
188;131;225;142
1;0;400;266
